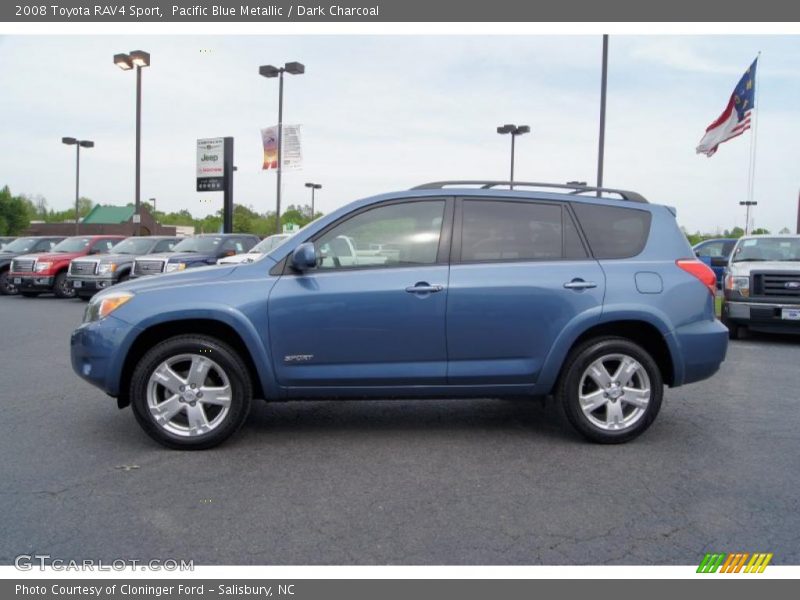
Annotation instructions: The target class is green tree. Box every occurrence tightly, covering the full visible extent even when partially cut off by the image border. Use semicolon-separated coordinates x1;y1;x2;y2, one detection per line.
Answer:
750;228;770;235
0;186;32;235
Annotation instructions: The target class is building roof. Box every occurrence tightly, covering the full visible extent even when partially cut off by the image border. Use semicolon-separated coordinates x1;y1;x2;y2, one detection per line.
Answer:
82;205;135;224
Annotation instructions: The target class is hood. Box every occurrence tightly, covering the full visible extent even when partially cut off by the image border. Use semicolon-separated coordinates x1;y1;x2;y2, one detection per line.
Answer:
109;263;239;295
217;252;262;264
80;253;137;264
142;251;216;263
20;250;88;262
728;260;800;275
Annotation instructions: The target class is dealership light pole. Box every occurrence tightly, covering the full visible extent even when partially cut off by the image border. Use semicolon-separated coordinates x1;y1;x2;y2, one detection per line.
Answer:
496;124;530;189
305;182;322;220
740;200;758;235
259;61;305;234
114;50;150;236
61;137;94;235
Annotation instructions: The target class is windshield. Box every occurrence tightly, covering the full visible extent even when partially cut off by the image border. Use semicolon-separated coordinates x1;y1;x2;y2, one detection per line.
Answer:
51;237;92;253
110;238;155;255
251;234;290;254
172;237;223;253
3;237;40;253
732;237;800;262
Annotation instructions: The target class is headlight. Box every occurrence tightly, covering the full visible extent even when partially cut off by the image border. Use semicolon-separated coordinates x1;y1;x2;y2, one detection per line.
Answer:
725;274;750;297
84;291;134;323
165;262;186;272
34;261;52;272
97;263;117;275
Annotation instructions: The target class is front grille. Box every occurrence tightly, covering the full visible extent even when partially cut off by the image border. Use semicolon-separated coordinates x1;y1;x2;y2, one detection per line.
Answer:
752;272;800;299
70;260;98;275
11;258;35;273
133;259;165;276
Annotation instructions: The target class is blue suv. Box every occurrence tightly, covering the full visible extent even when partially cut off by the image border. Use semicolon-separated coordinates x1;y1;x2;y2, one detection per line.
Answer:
70;181;728;449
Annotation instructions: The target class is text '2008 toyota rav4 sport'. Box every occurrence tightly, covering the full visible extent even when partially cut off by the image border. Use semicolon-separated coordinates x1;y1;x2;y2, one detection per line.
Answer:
71;182;728;449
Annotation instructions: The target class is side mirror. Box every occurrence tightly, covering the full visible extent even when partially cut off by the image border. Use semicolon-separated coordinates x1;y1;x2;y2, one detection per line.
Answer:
224;250;236;257
291;243;317;272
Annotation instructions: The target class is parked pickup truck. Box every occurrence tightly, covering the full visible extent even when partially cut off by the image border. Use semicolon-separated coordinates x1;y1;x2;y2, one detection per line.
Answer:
10;235;124;298
130;234;259;278
721;235;800;339
0;236;65;295
71;180;727;449
68;236;180;299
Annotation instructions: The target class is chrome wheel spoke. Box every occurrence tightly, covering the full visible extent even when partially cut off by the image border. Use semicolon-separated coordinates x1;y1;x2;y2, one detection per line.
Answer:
614;357;641;387
579;389;607;413
187;356;213;387
199;386;232;407
186;403;210;434
605;400;624;428
152;394;184;424
587;360;613;388
622;387;650;409
153;364;186;395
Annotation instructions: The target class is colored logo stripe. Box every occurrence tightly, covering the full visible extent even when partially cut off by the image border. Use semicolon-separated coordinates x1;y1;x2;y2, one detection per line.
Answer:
697;552;773;573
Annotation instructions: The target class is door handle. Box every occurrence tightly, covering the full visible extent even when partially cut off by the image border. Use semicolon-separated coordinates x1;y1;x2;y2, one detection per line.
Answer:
563;279;597;290
405;283;444;294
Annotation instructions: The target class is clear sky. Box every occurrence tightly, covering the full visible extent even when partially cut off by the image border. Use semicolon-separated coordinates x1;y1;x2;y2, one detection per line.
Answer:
0;34;798;233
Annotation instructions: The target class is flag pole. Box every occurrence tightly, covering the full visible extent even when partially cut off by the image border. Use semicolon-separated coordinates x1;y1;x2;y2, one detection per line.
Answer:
745;52;761;234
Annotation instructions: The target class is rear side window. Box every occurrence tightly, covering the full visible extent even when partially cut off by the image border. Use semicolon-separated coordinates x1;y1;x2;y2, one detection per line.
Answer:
571;203;652;259
460;200;587;262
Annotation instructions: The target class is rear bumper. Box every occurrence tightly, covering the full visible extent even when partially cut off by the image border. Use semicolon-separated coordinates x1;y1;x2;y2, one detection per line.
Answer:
668;318;729;386
10;274;54;290
724;300;800;334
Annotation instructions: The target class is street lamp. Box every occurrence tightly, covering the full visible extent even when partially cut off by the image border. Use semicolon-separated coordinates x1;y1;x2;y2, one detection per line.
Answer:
114;50;150;235
259;61;305;234
61;137;94;235
496;124;530;189
304;182;322;220
740;201;758;235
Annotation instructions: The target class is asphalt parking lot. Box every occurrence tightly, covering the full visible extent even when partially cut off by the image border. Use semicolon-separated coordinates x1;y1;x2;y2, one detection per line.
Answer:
1;293;799;566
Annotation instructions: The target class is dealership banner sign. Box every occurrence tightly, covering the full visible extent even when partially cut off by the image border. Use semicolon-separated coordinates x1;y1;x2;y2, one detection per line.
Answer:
261;125;303;171
196;137;225;192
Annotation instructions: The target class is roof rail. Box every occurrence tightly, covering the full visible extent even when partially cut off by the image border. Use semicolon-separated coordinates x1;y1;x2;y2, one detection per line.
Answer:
410;181;648;204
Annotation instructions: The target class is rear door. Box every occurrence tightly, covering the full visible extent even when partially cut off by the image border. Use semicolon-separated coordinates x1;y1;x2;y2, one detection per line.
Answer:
446;198;605;385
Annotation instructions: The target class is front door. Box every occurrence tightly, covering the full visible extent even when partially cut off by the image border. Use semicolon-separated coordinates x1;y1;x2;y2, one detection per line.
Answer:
269;198;452;389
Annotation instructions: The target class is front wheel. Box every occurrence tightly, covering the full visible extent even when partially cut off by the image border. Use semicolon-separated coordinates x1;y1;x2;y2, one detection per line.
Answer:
0;270;17;295
557;337;663;444
130;335;253;449
53;272;75;298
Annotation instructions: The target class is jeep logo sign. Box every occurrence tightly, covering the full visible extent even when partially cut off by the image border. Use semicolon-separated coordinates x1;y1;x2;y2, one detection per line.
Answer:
196;137;226;192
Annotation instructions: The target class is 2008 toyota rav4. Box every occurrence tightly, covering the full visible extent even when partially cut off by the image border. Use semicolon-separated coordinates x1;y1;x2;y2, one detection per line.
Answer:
71;181;728;449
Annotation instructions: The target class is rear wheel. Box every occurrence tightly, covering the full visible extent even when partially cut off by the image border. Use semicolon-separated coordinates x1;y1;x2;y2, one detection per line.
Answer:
130;335;253;450
53;272;75;299
557;337;663;444
0;270;17;295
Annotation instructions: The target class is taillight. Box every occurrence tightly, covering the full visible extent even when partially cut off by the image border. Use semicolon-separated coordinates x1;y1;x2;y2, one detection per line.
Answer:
676;259;717;297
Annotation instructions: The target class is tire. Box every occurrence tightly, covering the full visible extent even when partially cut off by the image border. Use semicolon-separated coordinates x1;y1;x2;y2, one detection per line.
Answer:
557;336;663;444
117;272;130;284
20;291;40;298
721;306;744;340
130;335;253;450
53;271;75;299
0;270;17;295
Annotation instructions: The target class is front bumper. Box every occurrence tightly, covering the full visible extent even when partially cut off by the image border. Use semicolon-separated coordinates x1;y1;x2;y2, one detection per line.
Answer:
10;274;54;290
67;275;115;294
724;300;800;334
71;315;140;397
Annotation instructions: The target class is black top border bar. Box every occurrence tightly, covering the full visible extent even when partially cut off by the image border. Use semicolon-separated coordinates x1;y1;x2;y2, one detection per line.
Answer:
3;0;800;22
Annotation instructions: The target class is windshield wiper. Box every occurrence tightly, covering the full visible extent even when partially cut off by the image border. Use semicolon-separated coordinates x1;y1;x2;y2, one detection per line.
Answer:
732;258;768;262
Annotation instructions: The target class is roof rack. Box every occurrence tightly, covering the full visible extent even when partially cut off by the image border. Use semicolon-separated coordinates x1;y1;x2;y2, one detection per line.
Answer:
411;181;648;204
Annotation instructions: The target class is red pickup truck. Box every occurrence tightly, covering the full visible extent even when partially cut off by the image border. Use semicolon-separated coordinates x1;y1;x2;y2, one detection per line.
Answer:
9;235;124;298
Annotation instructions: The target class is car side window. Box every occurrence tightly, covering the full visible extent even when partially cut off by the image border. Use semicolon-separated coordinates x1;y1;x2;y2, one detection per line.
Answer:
460;200;584;262
93;240;115;253
314;200;445;270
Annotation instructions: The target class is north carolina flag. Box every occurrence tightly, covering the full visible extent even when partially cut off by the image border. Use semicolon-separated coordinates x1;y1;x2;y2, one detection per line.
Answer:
696;58;757;157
